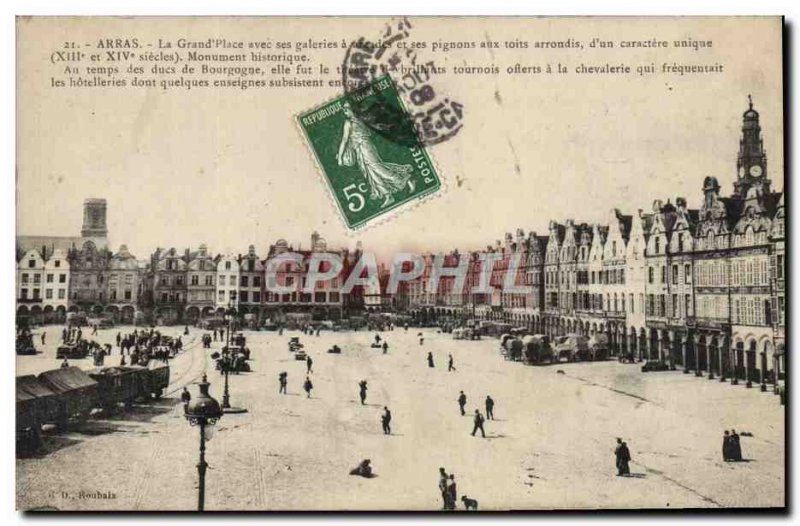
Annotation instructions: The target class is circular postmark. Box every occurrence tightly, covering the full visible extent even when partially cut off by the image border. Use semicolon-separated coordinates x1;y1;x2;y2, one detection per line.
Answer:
341;28;464;147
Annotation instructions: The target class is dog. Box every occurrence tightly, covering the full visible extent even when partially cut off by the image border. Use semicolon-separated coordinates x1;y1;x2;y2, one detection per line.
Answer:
556;369;565;375
461;495;478;510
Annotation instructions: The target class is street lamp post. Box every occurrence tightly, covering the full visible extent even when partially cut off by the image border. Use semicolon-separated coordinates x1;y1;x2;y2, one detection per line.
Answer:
221;301;247;414
185;374;222;512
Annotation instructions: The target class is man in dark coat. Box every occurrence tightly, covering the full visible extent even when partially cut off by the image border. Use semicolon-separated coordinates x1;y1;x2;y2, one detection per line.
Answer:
181;387;191;413
359;380;368;405
730;429;742;461
306;355;314;374
279;372;288;394
615;438;631;475
471;409;486;438
722;430;732;461
427;352;434;368
485;395;495;420
448;354;455;372
438;468;449;510
381;406;392;435
303;376;313;398
446;475;457;510
458;391;467;416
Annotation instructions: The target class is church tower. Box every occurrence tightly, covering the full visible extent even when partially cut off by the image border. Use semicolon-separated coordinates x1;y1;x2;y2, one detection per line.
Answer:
734;95;770;197
81;198;109;248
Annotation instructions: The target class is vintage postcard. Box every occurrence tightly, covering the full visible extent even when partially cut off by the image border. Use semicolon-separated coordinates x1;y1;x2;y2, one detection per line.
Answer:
15;16;785;511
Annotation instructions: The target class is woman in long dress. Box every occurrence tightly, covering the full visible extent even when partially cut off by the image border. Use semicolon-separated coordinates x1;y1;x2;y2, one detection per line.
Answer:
337;103;415;208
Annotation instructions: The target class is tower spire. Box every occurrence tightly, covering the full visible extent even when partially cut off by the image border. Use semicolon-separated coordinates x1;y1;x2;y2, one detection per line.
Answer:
748;93;753;110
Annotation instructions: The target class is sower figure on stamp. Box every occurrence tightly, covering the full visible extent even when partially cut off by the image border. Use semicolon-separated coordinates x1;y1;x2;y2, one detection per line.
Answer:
337;102;415;209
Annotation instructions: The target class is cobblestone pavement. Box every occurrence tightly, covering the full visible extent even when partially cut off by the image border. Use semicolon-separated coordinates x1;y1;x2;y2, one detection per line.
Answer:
16;327;785;511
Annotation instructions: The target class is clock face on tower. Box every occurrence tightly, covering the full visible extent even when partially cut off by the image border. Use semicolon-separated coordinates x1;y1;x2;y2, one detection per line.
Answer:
750;165;763;177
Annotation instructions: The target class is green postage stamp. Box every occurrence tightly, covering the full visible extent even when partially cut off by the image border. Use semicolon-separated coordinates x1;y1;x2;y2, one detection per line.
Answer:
297;75;442;230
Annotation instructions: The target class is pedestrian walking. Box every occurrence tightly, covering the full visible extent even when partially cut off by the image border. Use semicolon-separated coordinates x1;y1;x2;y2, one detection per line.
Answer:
427;352;435;368
382;341;389;354
446;475;457;510
41;332;46;345
730;429;743;461
303;376;313;398
381;406;392;435
116;332;121;347
722;430;732;461
458;391;467;416
306;355;314;374
615;438;631;476
471;409;486;438
359;380;368;405
279;372;288;394
448;354;455;372
485;395;495;420
438;468;449;510
181;387;191;413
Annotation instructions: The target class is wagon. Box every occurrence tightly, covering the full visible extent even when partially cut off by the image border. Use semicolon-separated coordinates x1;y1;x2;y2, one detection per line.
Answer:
16;375;59;452
553;334;590;362
56;342;89;360
503;337;524;361
588;334;609;361
37;367;98;429
522;334;553;365
146;362;170;398
88;366;148;410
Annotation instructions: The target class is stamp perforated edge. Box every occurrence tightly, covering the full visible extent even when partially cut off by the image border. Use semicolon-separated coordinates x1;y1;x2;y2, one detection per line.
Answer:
293;76;450;236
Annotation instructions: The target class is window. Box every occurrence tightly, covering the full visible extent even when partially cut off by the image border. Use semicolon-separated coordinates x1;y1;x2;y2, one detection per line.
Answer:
46;273;53;283
58;289;65;300
655;238;661;254
252;291;261;303
248;260;255;272
777;255;784;279
329;292;340;303
54;260;61;268
45;289;53;299
315;292;326;303
176;275;184;286
677;233;684;252
286;276;294;287
218;290;225;301
685;294;691;316
230;291;237;301
684;264;691;284
161;292;168;302
671;265;678;285
660;266;665;284
191;275;199;286
110;289;117;300
659;295;666;317
672;294;678;317
648;267;654;284
219;275;226;286
21;273;29;284
28;259;35;268
59;274;66;283
254;276;261;287
240;291;249;303
205;275;214;286
124;289;132;300
241;276;248;287
20;289;28;300
225;261;231;271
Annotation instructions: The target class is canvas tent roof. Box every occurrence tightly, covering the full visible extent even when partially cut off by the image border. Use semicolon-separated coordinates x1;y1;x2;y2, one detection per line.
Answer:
37;366;97;394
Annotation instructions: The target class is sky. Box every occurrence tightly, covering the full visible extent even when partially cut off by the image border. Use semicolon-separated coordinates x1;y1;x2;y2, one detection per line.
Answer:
16;17;784;261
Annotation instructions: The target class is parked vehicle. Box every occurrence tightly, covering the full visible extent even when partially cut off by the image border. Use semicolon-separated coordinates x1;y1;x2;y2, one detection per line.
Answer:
294;349;308;361
37;367;98;430
288;337;304;352
503;337;524;361
588;334;609;360
522;334;553;365
553;334;590;362
56;342;90;360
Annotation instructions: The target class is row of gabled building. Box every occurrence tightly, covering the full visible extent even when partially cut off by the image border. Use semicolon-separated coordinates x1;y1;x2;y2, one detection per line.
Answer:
17;202;366;325
401;99;785;387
